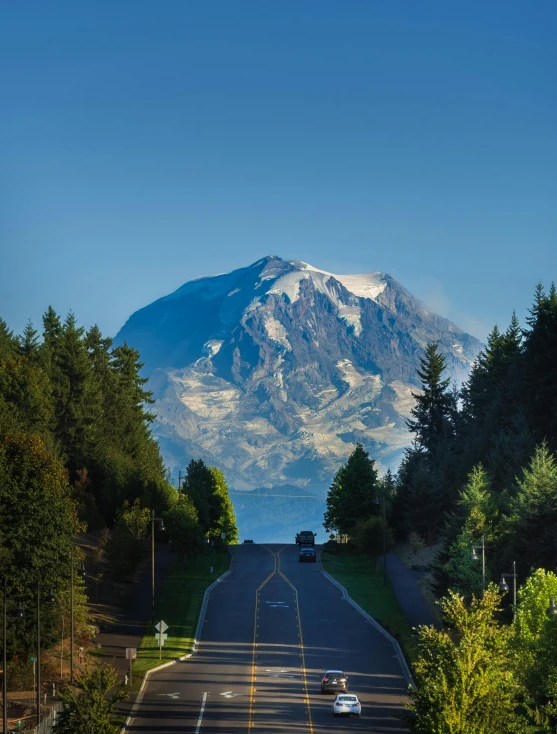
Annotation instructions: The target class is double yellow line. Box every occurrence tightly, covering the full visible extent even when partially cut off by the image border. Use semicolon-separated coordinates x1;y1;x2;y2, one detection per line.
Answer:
248;546;313;733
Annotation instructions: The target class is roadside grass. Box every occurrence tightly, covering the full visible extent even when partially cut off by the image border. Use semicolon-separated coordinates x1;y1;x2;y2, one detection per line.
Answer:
131;550;231;689
320;548;419;667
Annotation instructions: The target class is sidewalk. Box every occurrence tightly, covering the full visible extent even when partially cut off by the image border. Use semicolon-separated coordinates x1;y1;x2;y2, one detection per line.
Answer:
382;551;441;629
94;545;176;680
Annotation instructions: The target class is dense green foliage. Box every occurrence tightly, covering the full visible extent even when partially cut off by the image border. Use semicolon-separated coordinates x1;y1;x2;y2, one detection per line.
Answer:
387;283;557;730
324;443;381;534
386;284;557;590
402;587;526;733
0;309;237;673
54;664;127;733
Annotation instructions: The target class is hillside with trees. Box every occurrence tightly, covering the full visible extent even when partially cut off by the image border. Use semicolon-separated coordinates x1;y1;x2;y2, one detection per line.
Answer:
323;283;557;731
0;308;238;718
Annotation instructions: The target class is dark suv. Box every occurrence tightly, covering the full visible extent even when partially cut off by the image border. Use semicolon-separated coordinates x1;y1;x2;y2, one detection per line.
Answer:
321;670;348;694
299;547;317;563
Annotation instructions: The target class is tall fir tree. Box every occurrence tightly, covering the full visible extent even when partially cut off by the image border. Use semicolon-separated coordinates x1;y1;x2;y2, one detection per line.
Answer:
324;444;379;534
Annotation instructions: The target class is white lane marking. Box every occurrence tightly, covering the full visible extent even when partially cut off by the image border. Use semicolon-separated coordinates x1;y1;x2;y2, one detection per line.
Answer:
156;692;180;699
195;691;208;733
219;691;243;698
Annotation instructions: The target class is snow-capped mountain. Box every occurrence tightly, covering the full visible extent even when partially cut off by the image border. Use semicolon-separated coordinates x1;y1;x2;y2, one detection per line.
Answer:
115;256;481;489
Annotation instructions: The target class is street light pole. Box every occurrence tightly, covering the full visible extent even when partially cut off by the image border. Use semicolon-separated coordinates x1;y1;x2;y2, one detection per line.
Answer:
37;577;40;728
70;547;85;685
70;548;74;685
382;493;387;587
471;535;486;591
499;561;518;621
151;510;165;622
3;581;25;734
3;580;7;734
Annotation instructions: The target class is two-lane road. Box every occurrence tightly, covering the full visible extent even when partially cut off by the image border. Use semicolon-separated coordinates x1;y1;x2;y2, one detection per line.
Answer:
125;544;409;732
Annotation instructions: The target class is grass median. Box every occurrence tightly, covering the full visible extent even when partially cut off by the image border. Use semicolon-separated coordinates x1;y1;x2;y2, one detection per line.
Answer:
320;547;418;667
131;549;231;688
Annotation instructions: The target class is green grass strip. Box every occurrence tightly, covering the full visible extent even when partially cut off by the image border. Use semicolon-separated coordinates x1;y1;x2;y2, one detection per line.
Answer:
321;550;418;665
131;550;231;688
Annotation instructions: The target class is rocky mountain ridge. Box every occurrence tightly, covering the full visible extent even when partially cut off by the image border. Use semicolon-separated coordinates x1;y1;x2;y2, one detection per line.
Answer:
115;256;482;489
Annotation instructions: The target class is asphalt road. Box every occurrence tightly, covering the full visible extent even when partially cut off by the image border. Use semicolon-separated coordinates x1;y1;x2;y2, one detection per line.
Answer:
125;544;409;733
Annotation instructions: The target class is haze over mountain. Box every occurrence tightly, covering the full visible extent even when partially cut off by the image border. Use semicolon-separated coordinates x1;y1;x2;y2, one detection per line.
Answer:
115;256;481;498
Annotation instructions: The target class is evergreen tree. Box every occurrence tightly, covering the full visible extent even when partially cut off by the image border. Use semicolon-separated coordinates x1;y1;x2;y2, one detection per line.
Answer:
523;283;557;450
19;319;40;361
407;342;455;455
509;443;557;576
323;444;379;534
0;318;18;362
394;343;457;540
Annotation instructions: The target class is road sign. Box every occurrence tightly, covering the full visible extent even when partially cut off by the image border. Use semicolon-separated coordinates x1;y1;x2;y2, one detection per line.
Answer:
155;632;168;645
28;656;37;661
125;648;137;660
155;620;168;633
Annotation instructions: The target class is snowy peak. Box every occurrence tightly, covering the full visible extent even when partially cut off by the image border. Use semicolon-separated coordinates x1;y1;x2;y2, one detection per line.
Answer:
114;255;483;489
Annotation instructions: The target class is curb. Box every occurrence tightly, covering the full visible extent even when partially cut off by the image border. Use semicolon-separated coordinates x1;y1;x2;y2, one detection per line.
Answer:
318;558;415;688
120;552;234;732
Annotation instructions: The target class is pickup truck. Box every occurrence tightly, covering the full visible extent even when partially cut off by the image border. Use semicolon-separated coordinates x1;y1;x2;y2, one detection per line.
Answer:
296;531;316;546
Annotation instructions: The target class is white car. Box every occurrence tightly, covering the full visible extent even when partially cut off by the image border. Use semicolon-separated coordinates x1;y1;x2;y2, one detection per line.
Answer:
332;693;361;717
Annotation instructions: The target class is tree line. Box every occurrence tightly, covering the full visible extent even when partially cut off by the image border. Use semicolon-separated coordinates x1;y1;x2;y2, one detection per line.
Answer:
324;282;557;731
0;308;237;677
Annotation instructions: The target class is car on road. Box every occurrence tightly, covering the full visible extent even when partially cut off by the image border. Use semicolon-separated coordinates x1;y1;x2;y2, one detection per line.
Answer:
332;693;361;717
321;670;348;694
243;539;254;543
299;547;317;563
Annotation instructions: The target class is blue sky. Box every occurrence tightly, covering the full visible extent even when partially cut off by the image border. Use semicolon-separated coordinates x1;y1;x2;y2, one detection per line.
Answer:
1;1;555;343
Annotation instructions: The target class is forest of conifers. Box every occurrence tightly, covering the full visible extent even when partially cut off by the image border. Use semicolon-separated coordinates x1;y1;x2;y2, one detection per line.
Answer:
323;282;557;732
0;307;238;666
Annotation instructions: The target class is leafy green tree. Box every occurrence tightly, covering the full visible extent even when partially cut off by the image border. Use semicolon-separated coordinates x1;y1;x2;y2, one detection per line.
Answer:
184;459;224;534
512;569;557;730
324;444;379;534
352;515;393;561
54;664;127;734
402;586;525;733
164;491;202;557
208;467;239;544
107;499;150;578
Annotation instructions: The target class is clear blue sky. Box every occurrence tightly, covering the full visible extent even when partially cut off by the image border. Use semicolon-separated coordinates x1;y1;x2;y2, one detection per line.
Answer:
1;1;555;343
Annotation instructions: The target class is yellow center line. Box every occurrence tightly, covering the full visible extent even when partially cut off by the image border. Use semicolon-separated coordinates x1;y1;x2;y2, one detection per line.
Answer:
248;548;278;729
277;551;314;734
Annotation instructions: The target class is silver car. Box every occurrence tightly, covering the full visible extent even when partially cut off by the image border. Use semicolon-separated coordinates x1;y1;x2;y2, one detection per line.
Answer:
332;693;361;717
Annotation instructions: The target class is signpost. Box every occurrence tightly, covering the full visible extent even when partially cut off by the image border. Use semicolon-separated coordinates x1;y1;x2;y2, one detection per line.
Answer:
155;620;168;660
125;647;137;686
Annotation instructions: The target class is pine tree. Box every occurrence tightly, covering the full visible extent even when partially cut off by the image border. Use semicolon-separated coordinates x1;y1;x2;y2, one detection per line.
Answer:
0;318;18;362
407;342;455;455
323;444;379;534
19;319;40;361
524;283;557;450
509;443;557;576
